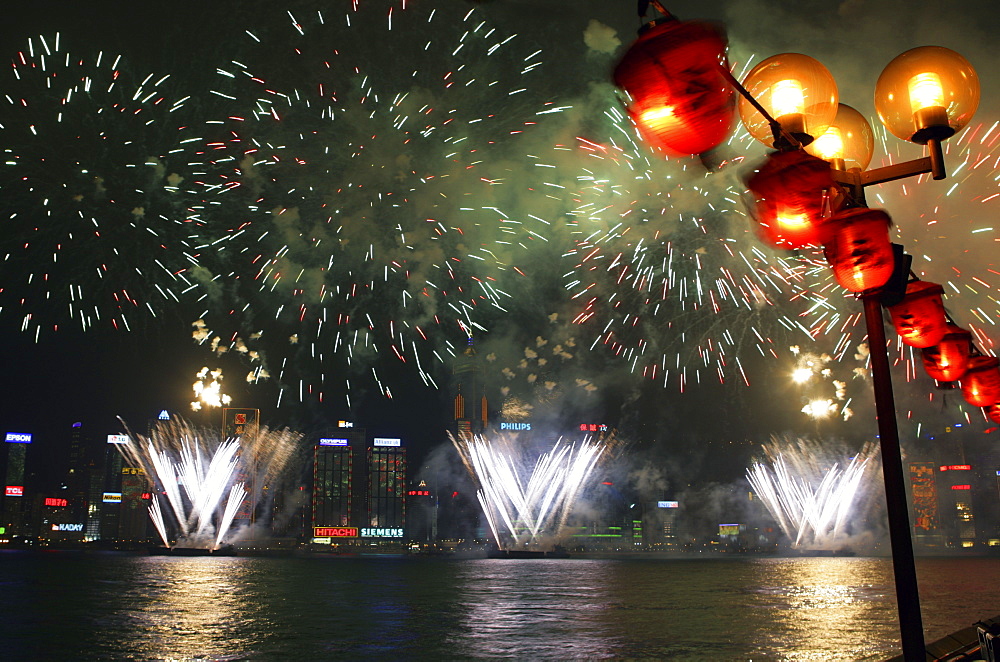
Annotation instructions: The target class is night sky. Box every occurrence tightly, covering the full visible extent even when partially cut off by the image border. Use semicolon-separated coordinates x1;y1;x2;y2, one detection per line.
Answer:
1;0;997;496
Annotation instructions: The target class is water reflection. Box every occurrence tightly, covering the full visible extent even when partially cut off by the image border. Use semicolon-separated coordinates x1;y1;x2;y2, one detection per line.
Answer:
452;560;622;658
746;558;898;661
124;557;266;660
1;552;996;660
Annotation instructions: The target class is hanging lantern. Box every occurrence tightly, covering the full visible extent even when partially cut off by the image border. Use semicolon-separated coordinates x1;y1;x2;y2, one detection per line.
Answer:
745;150;833;249
921;325;971;382
959;356;1000;408
886;280;947;348
822;208;894;292
986;403;1000;425
613;19;736;155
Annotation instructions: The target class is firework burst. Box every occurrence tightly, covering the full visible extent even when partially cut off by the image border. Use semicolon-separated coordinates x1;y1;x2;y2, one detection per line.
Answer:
183;3;567;407
0;34;205;339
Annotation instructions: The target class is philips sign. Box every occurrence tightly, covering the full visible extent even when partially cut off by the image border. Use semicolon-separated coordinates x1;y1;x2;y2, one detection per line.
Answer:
319;438;349;446
107;434;130;445
5;432;32;443
499;422;531;431
373;438;401;447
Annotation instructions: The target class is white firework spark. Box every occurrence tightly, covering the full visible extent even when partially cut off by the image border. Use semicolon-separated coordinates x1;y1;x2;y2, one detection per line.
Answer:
452;432;605;551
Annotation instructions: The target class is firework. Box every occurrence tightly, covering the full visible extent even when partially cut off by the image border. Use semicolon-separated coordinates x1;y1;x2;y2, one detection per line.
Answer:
183;3;566;407
0;34;205;339
552;102;827;391
747;437;879;550
451;431;606;551
119;417;301;549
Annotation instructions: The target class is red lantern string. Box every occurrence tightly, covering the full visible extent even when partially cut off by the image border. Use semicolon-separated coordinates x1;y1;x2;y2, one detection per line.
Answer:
822;208;894;292
921;325;972;383
614;19;736;156
887;280;947;348
959;356;1000;408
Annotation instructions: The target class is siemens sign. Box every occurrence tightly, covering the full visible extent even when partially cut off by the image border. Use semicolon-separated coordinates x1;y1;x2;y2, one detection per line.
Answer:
5;432;32;443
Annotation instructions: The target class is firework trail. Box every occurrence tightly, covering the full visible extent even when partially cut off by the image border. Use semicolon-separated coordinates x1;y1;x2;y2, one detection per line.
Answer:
747;437;879;550
119;417;301;549
182;2;568;407
451;431;606;551
0;34;206;340
543;99;829;392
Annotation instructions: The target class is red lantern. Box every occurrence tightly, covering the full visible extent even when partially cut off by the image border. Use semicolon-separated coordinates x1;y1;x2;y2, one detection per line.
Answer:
886;280;947;348
986;403;1000;424
745;150;833;249
921;325;971;382
613;19;735;155
959;356;1000;407
822;208;894;292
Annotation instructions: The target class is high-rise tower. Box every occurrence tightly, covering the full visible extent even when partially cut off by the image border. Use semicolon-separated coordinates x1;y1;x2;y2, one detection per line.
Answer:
452;337;488;439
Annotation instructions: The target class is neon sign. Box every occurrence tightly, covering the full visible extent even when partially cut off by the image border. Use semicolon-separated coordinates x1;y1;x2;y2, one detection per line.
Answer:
361;527;404;538
951;485;971;490
107;434;129;445
408;490;430;496
45;498;68;507
314;527;358;537
499;422;531;431
5;432;32;443
940;465;972;471
5;486;23;497
102;492;122;503
319;438;349;446
51;523;84;532
373;438;401;447
657;501;679;508
578;424;609;432
338;420;354;428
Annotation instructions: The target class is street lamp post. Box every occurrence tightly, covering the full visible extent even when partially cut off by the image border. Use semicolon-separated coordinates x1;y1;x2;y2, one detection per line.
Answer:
614;5;988;661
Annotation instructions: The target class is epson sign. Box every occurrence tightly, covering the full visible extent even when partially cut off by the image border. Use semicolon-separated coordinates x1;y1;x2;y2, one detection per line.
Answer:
5;432;32;443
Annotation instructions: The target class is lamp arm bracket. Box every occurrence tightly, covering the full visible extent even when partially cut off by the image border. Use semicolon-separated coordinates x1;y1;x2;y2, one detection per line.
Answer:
859;157;934;187
715;62;800;150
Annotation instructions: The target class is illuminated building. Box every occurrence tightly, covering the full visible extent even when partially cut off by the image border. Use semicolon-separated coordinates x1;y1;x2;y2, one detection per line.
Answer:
909;461;945;549
368;438;406;531
406;481;437;543
222;408;260;529
313;427;364;529
310;425;407;544
452;338;488;440
938;463;977;548
99;434;127;540
2;432;33;536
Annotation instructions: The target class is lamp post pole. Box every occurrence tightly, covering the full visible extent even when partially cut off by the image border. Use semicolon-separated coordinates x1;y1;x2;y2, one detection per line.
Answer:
862;292;925;660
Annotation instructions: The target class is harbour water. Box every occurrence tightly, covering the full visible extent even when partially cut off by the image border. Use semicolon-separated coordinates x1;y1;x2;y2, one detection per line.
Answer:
2;551;998;660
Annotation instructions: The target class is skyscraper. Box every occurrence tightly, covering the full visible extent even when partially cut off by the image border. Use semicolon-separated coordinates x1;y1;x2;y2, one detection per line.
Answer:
452;338;488;439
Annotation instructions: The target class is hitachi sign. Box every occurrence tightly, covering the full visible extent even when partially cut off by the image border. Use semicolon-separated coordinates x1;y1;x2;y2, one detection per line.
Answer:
5;432;32;443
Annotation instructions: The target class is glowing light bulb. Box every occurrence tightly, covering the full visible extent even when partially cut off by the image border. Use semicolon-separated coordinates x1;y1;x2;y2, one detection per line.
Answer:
772;79;805;117
908;72;945;112
907;71;949;133
811;127;844;162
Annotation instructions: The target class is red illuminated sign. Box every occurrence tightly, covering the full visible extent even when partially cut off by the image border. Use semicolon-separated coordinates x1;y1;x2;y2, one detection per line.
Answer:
578;423;608;432
951;485;971;490
44;497;68;507
5;486;23;497
314;527;358;537
940;465;972;471
408;490;430;496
